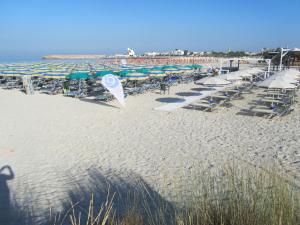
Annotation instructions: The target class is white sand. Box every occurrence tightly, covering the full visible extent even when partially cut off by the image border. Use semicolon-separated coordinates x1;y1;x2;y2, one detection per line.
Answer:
0;81;300;221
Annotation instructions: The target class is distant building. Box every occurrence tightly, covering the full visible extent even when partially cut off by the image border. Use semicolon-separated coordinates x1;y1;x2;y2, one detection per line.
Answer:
245;51;259;56
171;49;185;56
115;54;129;58
144;52;160;57
127;48;136;57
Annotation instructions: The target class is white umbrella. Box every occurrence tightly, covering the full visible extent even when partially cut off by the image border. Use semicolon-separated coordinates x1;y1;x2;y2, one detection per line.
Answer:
245;68;264;74
232;70;254;78
199;77;231;85
258;79;296;89
271;76;299;84
276;70;300;79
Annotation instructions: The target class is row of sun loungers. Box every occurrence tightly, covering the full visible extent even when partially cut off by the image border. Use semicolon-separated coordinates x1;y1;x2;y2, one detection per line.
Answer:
249;89;296;118
0;72;206;103
188;83;251;111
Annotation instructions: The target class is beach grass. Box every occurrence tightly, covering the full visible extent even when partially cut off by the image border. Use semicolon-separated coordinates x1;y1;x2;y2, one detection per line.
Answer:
50;166;300;225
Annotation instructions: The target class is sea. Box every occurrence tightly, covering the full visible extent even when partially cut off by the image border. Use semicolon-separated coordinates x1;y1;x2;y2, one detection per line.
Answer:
0;55;101;64
0;55;43;63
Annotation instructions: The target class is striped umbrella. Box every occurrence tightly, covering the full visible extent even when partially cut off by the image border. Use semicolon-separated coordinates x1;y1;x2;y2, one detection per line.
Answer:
124;72;149;81
45;72;68;79
149;70;166;78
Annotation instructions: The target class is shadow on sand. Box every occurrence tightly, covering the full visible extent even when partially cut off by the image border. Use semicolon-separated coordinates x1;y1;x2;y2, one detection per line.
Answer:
0;165;15;225
4;167;175;225
156;97;185;103
79;98;120;109
48;168;175;225
175;92;201;97
190;87;216;92
0;165;35;225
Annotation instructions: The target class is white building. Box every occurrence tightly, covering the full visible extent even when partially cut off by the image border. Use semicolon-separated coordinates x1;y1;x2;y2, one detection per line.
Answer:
127;48;136;57
171;49;185;56
144;52;160;57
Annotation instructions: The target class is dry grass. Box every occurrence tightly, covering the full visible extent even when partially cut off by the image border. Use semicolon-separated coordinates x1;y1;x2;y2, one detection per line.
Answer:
50;166;300;225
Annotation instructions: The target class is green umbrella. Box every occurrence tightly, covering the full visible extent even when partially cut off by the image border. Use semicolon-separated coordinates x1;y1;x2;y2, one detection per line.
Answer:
94;70;114;77
116;70;135;77
189;64;203;69
161;65;178;71
135;68;150;74
67;72;90;80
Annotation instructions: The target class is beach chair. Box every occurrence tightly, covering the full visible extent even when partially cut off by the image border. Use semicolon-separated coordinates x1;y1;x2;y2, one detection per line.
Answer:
250;103;293;118
160;83;170;95
189;97;224;112
84;91;114;102
250;106;279;118
189;101;217;112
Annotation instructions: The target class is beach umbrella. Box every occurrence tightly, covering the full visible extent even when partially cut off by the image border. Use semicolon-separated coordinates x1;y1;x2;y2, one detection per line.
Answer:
152;66;164;71
188;64;203;69
135;68;150;74
271;75;298;83
177;66;194;74
162;66;182;74
245;68;264;74
66;72;90;80
219;73;243;81
149;70;166;78
44;73;68;79
161;65;177;70
125;72;149;81
258;79;296;89
178;66;192;70
276;70;300;79
94;70;114;77
199;77;231;85
1;71;23;77
116;70;133;77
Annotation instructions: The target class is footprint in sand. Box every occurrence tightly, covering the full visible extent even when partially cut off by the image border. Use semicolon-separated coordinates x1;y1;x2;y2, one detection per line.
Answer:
0;148;14;156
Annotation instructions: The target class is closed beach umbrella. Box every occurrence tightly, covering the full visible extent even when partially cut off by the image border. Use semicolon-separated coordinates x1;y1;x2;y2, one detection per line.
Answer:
199;77;231;85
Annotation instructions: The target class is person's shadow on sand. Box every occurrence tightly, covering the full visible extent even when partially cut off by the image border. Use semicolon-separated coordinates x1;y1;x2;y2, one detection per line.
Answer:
0;165;15;224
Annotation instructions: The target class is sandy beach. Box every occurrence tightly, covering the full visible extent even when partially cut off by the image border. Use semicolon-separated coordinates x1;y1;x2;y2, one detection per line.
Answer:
0;80;300;221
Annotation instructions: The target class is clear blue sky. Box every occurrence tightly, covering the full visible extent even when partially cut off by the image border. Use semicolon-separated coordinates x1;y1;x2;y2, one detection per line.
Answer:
0;0;299;56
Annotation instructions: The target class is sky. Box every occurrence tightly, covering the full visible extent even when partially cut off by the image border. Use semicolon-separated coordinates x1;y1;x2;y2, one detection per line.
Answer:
0;0;300;57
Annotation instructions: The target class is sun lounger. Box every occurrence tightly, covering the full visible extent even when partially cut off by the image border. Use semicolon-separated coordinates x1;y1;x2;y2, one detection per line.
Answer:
189;97;225;112
250;106;280;118
209;94;230;100
250;104;293;118
259;98;288;105
190;101;218;111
